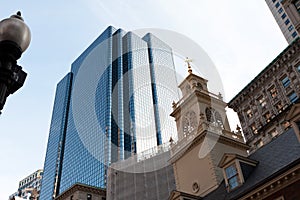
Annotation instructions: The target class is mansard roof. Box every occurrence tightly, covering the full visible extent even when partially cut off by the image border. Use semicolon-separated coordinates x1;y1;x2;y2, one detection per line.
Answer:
203;128;300;200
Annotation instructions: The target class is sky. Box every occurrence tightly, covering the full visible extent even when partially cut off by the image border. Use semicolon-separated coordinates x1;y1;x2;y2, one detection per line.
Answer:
0;0;288;199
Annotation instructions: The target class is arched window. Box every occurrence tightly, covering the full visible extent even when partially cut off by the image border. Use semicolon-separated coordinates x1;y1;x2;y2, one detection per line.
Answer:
196;83;203;90
182;111;197;135
205;108;212;122
205;107;224;128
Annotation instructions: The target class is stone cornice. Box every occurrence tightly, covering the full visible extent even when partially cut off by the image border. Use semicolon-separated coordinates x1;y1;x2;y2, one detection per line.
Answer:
218;153;258;168
169;129;207;164
171;89;226;118
178;73;208;88
237;159;300;200
169;130;248;164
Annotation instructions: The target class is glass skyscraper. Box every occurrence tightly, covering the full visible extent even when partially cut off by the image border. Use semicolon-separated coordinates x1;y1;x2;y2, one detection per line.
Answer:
40;26;180;199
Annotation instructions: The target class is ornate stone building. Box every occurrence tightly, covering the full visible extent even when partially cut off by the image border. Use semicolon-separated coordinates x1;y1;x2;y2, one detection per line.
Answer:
201;104;300;200
105;65;300;200
167;67;300;200
54;183;106;200
106;65;246;200
169;67;248;197
228;38;300;152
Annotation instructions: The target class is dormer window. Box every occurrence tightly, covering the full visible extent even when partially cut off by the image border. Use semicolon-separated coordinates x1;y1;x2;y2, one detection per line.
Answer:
225;164;240;190
219;154;258;192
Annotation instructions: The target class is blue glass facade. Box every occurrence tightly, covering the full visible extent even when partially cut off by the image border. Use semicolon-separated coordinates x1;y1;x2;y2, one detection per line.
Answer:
40;26;179;199
112;29;126;162
123;32;157;153
142;33;180;143
40;73;73;200
59;26;116;193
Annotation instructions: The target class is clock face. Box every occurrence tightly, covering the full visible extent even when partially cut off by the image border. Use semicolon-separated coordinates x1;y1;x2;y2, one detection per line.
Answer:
182;111;197;134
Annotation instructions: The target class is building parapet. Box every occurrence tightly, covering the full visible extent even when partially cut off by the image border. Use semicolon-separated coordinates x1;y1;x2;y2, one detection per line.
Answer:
170;121;244;158
110;142;171;171
172;88;223;110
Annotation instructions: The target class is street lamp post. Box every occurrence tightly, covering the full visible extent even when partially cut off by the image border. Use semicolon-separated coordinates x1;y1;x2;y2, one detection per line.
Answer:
0;11;31;114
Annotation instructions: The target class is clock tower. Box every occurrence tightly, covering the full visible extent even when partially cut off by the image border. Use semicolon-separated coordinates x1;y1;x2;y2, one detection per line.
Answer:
171;61;231;141
169;61;248;198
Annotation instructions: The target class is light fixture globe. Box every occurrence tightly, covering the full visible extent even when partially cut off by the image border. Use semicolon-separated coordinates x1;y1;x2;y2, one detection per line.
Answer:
0;11;30;113
0;11;31;59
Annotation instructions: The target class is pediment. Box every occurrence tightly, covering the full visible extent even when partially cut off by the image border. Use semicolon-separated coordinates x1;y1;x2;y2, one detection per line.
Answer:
218;153;258;168
218;153;237;168
168;190;199;200
168;190;180;200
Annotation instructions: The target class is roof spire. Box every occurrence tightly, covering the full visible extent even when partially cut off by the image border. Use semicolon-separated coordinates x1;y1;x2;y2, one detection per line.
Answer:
185;57;193;74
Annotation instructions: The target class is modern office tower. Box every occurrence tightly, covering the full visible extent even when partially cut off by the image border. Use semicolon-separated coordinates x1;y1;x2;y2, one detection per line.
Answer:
265;0;299;43
142;33;180;147
228;38;300;152
40;74;73;200
40;26;180;199
9;169;43;200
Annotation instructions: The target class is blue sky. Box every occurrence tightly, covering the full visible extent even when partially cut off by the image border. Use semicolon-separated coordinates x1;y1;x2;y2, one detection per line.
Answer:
0;0;288;198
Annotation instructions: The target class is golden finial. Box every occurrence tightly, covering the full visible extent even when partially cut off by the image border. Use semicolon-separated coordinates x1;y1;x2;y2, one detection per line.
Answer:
185;57;193;74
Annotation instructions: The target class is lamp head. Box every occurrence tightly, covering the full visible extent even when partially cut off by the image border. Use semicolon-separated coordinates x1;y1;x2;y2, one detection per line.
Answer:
0;11;31;59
